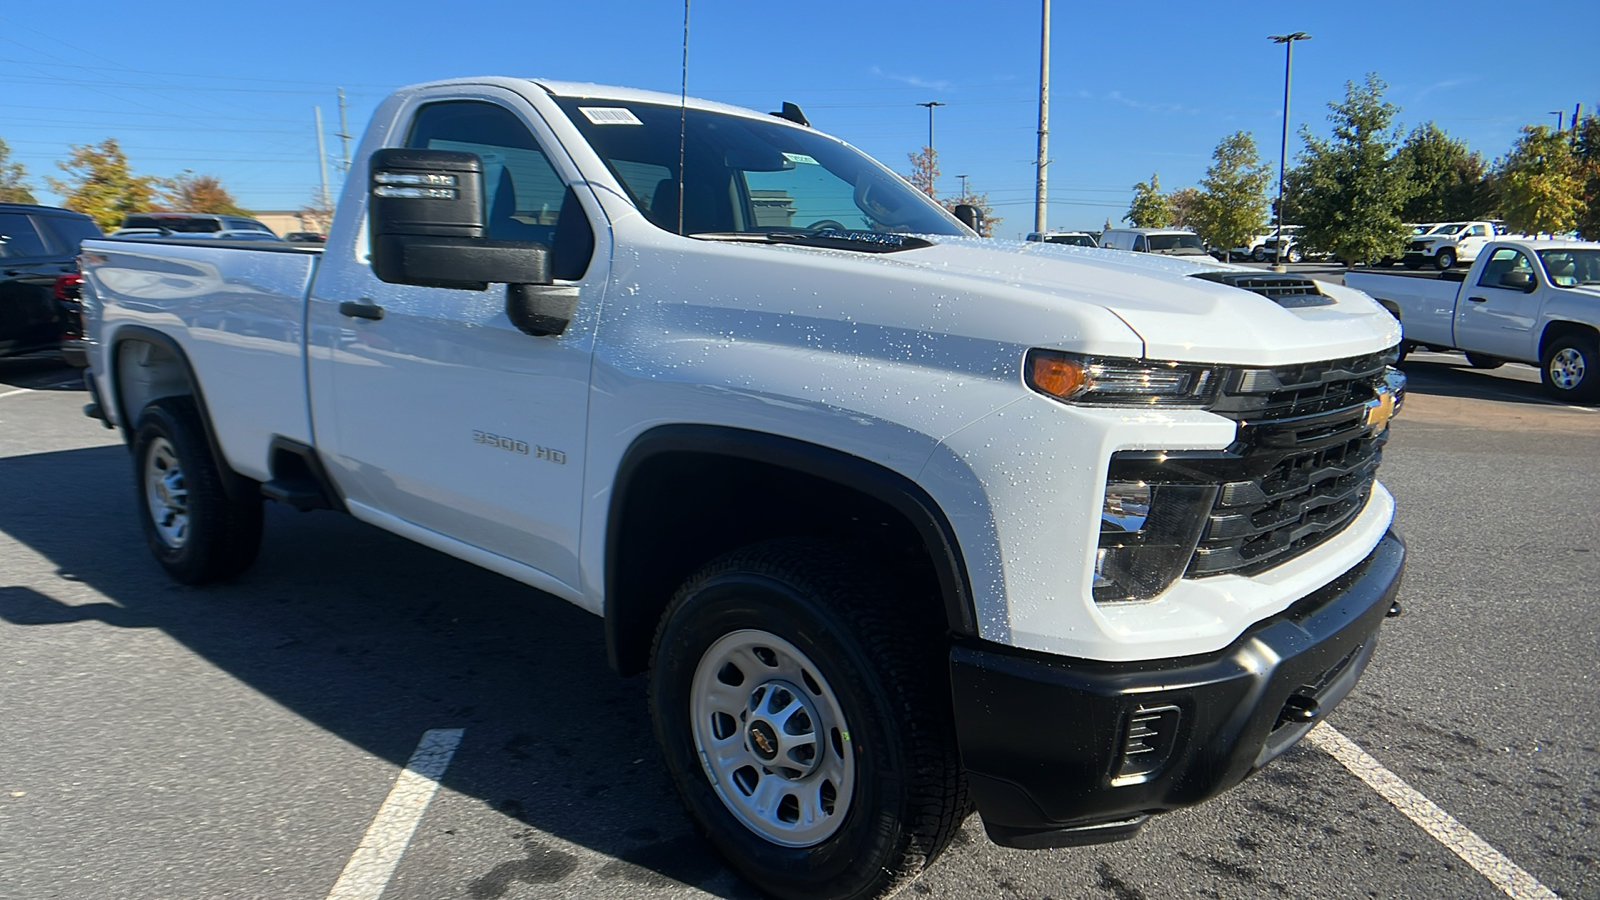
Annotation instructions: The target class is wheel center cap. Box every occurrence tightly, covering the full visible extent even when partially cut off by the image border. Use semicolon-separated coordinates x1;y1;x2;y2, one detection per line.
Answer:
747;719;779;761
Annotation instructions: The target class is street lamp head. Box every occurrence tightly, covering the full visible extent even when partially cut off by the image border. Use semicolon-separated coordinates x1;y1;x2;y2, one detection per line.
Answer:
1269;32;1312;43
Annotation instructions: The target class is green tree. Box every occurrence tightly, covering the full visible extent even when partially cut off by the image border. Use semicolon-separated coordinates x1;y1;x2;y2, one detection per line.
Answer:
158;170;251;216
46;138;159;229
1396;123;1494;222
1497;125;1582;235
1124;173;1172;227
1574;114;1600;240
0;137;37;204
1190;131;1272;252
1294;74;1414;264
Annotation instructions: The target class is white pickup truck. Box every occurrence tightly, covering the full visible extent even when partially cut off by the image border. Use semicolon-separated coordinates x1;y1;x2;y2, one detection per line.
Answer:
1348;239;1600;401
1402;220;1506;270
79;77;1407;900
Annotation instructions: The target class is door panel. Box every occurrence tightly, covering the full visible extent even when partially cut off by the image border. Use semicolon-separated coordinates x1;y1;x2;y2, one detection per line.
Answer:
1453;248;1542;360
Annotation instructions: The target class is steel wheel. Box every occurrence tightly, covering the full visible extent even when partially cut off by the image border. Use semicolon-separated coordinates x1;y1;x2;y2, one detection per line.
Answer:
143;436;190;548
1549;347;1586;390
691;629;855;847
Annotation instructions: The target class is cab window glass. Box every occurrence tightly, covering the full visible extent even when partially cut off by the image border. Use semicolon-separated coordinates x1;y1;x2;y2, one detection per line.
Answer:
405;100;594;279
1477;248;1533;287
0;214;50;258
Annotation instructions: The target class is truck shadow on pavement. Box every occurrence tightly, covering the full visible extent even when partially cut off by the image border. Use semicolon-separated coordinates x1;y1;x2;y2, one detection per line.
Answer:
0;444;757;898
1396;356;1562;407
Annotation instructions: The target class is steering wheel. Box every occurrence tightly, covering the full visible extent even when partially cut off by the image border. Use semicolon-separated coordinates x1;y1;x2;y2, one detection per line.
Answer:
805;220;848;232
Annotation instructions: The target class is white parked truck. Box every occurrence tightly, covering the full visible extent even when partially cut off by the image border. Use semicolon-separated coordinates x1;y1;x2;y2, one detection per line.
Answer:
1402;220;1508;270
79;77;1408;900
1348;239;1600;401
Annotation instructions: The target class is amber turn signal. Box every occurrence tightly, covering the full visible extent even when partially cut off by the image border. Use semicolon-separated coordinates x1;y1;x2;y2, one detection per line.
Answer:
1029;354;1087;398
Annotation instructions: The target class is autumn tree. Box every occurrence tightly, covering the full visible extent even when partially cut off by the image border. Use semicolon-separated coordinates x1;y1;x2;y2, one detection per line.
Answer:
1293;74;1414;264
1575;114;1600;240
1166;187;1203;229
0;138;37;204
1396;123;1494;222
1124;173;1172;227
1496;125;1583;236
907;147;939;198
46;138;158;229
939;183;1001;237
1190;131;1272;253
298;190;336;233
158;170;251;216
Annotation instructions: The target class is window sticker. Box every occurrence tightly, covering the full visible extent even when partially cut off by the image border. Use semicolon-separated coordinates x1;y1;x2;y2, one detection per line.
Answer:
579;107;644;126
782;152;819;165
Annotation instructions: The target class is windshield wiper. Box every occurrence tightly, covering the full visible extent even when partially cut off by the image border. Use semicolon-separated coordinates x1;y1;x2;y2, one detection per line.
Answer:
689;230;934;253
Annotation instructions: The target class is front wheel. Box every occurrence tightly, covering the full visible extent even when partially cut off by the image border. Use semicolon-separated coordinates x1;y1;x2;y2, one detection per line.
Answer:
1435;248;1457;270
1251;247;1267;262
1286;246;1304;264
133;396;263;584
1542;334;1599;402
650;541;965;900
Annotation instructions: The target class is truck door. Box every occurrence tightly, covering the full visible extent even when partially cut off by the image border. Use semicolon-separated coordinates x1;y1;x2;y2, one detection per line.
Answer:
308;92;606;593
1453;247;1543;361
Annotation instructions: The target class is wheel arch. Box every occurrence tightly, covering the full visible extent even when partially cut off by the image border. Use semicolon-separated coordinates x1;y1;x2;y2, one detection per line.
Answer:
1539;320;1599;361
603;425;976;677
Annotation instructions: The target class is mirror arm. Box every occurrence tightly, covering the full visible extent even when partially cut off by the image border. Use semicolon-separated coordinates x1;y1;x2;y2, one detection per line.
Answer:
506;284;580;337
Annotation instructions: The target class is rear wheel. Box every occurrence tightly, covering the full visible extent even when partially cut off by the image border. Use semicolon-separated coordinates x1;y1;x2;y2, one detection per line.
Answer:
650;541;965;900
133;396;263;584
1464;352;1505;370
1541;334;1599;403
1403;258;1422;270
1251;247;1267;262
1286;246;1304;264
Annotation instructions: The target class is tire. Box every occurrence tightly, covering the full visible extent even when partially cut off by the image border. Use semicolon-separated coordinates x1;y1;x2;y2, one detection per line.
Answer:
1541;333;1600;403
1396;340;1416;364
1403;258;1422;270
133;396;263;584
1251;247;1267;262
650;540;965;900
1377;257;1395;268
1435;248;1456;270
1287;246;1304;264
1464;352;1505;370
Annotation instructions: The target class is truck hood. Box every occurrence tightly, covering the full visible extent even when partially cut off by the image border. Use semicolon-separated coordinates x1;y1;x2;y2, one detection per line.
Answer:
847;237;1400;365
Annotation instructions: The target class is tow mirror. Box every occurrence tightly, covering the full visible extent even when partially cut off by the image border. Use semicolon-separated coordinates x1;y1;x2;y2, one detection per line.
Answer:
953;204;984;233
1499;270;1535;292
368;148;573;336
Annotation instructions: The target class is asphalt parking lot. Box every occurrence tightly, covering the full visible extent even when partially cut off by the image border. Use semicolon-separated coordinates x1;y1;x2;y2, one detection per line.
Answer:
1;352;1595;900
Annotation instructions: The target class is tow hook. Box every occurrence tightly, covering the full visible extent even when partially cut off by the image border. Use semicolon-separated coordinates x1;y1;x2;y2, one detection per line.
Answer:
1386;600;1403;618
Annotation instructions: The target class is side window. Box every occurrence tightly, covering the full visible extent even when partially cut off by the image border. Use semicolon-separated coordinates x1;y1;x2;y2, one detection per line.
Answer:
1133;235;1148;252
1477;248;1532;287
1468;225;1488;237
0;214;51;259
405;100;594;280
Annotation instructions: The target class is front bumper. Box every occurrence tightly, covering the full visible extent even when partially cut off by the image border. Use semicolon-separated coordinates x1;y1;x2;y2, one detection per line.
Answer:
951;530;1404;849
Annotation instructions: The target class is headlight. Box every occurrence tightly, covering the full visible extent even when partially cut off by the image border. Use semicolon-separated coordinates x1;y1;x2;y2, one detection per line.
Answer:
1094;479;1217;602
1025;350;1219;407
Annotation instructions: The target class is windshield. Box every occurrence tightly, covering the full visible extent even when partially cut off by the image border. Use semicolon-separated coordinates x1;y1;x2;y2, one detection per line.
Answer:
123;214;222;233
1431;223;1466;235
1146;233;1207;253
1046;234;1096;247
554;98;964;238
1538;249;1600;286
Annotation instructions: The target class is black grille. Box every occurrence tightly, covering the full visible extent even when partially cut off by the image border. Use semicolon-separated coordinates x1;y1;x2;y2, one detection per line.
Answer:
1189;352;1393;577
1189;271;1334;308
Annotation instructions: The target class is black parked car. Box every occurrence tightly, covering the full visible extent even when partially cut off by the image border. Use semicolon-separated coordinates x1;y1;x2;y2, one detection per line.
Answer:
1;204;103;366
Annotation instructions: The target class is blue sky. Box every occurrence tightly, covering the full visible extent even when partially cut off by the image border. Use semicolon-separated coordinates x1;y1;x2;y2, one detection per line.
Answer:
3;2;1595;238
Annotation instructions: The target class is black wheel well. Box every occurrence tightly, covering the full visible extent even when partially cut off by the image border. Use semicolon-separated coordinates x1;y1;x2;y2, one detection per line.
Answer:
1541;321;1599;359
604;427;974;677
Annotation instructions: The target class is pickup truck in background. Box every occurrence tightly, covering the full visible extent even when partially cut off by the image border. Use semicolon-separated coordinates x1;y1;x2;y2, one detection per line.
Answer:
1402;220;1509;270
80;77;1408;900
1348;239;1600;401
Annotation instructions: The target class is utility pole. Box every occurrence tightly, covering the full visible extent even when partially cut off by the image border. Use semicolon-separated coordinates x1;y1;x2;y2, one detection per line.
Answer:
957;174;969;200
1270;32;1310;272
1549;110;1565;132
337;88;353;171
314;106;331;208
916;101;946;196
1034;0;1050;236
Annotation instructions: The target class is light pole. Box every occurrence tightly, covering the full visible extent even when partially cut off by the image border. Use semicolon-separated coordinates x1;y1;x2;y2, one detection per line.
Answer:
957;174;969;200
1550;110;1565;132
917;100;946;195
1270;31;1310;272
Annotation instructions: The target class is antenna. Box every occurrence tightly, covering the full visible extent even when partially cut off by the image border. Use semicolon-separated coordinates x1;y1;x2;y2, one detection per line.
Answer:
678;0;690;236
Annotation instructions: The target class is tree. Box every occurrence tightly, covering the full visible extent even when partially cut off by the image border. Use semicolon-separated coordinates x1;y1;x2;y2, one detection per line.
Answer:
1497;125;1583;235
1124;173;1172;227
1293;74;1414;264
158;171;251;216
939;184;1001;237
0;137;36;204
298;190;336;234
1190;131;1272;252
1396;123;1494;222
1167;187;1203;229
46;138;159;230
906;147;938;198
1575;114;1600;240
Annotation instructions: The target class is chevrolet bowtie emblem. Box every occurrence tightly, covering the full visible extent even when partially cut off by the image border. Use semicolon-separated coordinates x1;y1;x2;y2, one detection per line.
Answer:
1364;389;1396;431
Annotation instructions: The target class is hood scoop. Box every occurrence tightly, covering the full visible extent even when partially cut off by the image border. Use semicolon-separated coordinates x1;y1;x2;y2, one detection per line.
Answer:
1189;271;1335;309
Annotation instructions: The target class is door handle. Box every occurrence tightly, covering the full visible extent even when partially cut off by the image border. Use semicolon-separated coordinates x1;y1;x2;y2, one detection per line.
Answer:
338;299;385;320
3;269;20;277
1466;296;1489;302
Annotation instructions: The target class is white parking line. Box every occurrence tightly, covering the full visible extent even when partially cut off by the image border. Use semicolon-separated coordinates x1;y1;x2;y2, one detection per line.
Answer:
326;728;465;900
0;388;33;400
1306;724;1559;899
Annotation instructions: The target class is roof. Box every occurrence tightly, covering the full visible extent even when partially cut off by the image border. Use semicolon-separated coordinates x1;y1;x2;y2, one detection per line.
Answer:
0;202;93;219
397;77;810;131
